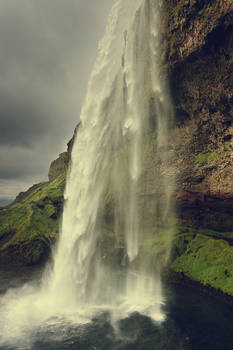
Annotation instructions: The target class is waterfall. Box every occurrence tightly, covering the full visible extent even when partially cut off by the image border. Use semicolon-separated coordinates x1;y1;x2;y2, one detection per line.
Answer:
43;0;174;319
0;0;174;343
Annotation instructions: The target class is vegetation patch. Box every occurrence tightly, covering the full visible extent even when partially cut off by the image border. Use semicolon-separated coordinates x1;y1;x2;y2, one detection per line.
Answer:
171;234;233;296
195;150;221;164
175;226;233;240
0;171;66;265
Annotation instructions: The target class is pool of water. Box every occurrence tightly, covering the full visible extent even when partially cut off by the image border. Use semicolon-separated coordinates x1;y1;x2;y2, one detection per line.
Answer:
0;267;232;350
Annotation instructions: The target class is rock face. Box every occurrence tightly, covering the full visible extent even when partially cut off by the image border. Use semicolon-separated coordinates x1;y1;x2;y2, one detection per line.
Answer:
164;0;233;231
162;0;233;68
48;152;68;182
158;0;233;296
48;122;80;182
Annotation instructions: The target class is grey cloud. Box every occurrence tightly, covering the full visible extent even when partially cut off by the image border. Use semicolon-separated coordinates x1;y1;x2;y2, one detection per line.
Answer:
0;91;51;147
0;145;49;180
0;0;113;197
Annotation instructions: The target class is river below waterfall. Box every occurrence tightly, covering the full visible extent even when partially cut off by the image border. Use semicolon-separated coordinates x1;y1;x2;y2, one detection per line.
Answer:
0;267;233;350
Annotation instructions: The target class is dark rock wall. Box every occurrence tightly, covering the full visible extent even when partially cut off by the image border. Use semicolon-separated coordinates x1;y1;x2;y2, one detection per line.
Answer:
48;152;69;182
155;0;233;296
162;0;233;67
161;0;233;231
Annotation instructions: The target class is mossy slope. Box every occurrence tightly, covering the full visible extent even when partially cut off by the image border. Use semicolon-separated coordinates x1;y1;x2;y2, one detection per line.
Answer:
0;172;66;265
171;228;233;296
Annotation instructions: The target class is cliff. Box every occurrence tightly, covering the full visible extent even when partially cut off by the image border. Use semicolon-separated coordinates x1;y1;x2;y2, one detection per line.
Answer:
0;0;232;298
161;0;233;296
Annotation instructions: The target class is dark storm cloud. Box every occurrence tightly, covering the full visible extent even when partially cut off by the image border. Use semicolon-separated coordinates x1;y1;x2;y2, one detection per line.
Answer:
0;0;113;197
0;91;51;147
0;145;48;179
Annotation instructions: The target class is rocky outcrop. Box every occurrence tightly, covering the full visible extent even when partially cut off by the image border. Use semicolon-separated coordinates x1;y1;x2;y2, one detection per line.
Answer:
48;152;68;182
161;0;233;67
48;123;81;183
47;122;81;182
67;122;81;161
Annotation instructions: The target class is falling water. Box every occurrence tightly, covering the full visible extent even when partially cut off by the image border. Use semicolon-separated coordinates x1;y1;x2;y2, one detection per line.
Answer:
0;0;174;345
44;0;174;319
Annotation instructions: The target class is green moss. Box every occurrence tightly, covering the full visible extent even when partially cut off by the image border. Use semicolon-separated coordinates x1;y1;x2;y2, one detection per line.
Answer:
0;205;28;238
195;149;221;164
170;227;233;295
175;226;233;240
44;204;56;218
0;171;66;265
170;232;194;260
22;171;66;205
171;234;233;296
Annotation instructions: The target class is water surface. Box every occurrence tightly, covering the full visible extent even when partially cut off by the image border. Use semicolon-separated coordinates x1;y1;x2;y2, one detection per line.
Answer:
0;267;232;350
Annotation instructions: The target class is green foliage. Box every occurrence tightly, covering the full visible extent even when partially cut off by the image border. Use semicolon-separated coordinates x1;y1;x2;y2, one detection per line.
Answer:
171;234;233;296
0;171;66;265
170;233;193;260
175;226;233;240
0;205;28;238
195;150;221;164
22;172;66;205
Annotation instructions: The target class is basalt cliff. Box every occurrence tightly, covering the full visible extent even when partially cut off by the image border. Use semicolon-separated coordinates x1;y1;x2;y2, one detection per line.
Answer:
0;0;233;298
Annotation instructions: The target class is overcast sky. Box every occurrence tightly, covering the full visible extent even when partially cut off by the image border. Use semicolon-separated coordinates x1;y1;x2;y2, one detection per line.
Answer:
0;0;113;199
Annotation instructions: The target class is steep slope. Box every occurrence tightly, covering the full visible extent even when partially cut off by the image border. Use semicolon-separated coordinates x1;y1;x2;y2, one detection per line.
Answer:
0;172;65;265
